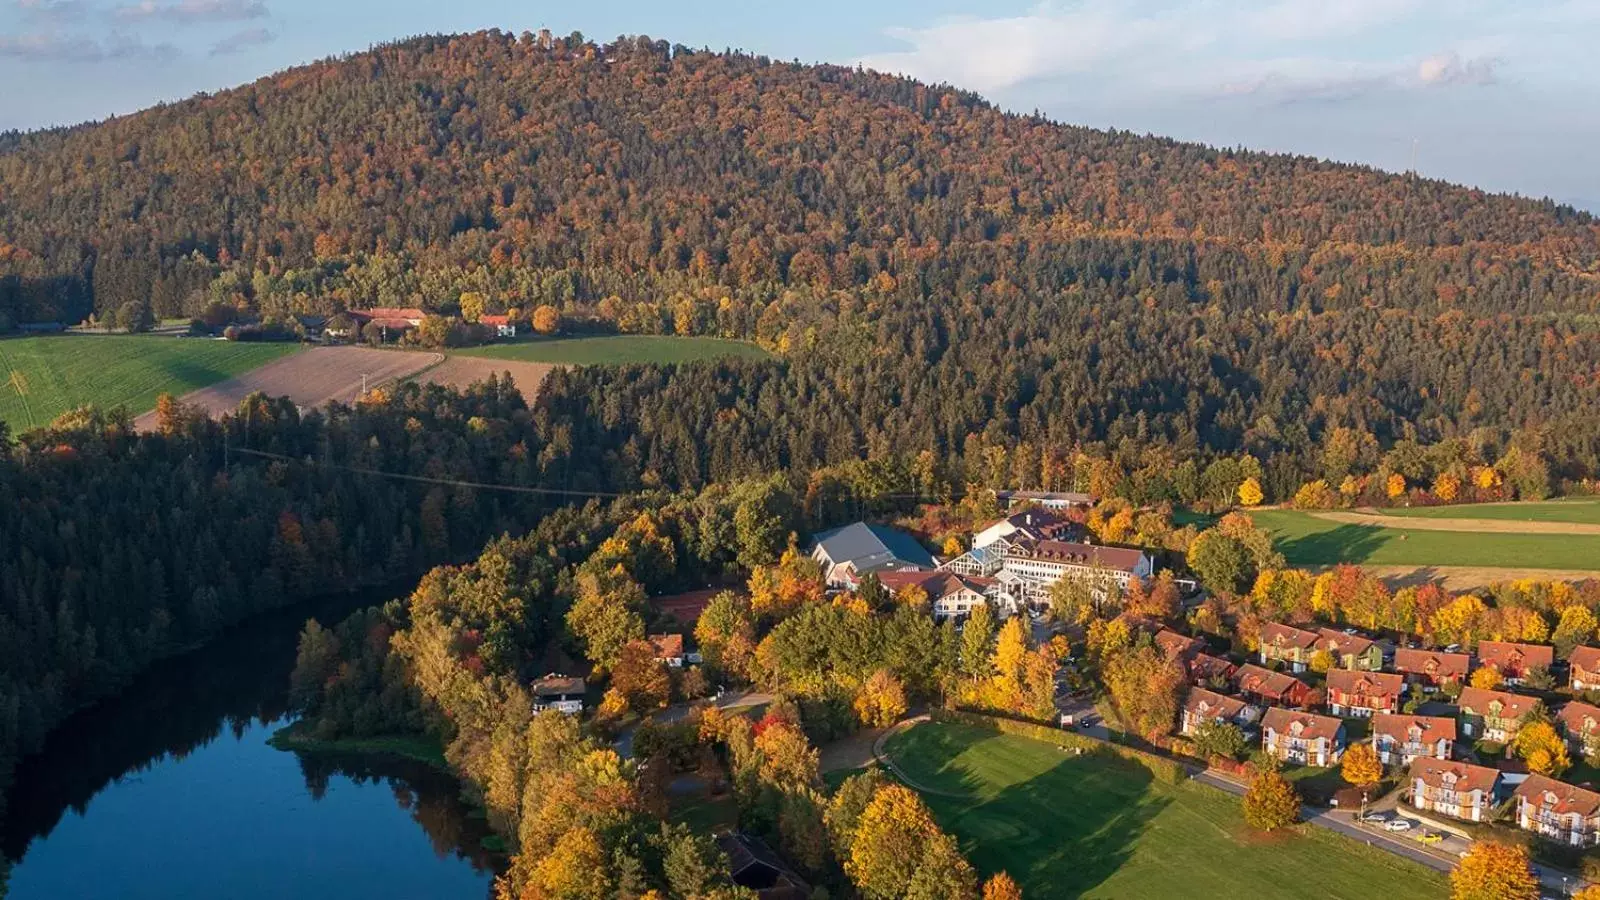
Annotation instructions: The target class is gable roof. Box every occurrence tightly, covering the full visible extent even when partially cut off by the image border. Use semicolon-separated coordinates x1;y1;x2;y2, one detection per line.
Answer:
1005;538;1147;573
649;633;685;659
1184;688;1248;721
977;508;1077;542
1326;669;1405;696
1189;652;1238;680
1410;758;1500;795
877;569;995;601
1262;707;1344;742
1457;686;1540;720
1570;646;1600;673
1372;713;1456;746
1260;622;1320;651
1156;629;1202;659
479;314;512;326
1557;701;1600;737
1393;648;1471;679
1477;640;1555;672
1515;774;1600;817
1317;628;1377;658
531;674;586;697
812;522;935;574
1234;664;1305;699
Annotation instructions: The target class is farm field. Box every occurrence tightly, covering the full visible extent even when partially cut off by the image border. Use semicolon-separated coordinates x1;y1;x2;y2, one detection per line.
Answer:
457;334;773;366
1372;498;1600;525
884;722;1446;900
1249;508;1600;571
0;335;297;434
409;356;554;398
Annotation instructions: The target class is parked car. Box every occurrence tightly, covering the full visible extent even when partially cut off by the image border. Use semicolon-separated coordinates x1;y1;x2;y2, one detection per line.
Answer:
1384;818;1414;832
1360;811;1388;824
1418;832;1444;846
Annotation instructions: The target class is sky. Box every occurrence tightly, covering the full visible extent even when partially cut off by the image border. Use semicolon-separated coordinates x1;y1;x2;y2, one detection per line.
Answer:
0;0;1596;212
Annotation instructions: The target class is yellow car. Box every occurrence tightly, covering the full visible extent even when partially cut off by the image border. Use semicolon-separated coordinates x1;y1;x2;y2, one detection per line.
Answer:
1418;832;1444;846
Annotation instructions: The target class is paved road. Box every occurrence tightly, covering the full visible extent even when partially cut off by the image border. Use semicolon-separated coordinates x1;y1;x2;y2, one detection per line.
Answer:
613;689;771;759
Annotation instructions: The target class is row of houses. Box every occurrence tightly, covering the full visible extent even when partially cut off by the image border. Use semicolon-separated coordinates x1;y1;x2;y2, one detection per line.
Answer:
1259;621;1579;692
1407;762;1600;848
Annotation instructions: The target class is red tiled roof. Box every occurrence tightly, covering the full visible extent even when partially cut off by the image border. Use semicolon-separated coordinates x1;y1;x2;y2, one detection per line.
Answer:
1570;646;1600;673
1393;648;1471;680
1477;640;1555;673
1516;773;1600;817
1316;628;1376;657
1006;539;1146;573
1234;664;1305;699
877;570;995;601
649;633;685;659
1156;629;1201;659
1184;688;1248;721
1189;652;1238;680
1262;707;1343;742
1458;687;1541;720
1326;669;1405;697
1372;713;1456;746
479;314;512;326
531;674;586;697
1260;622;1319;651
1410;758;1500;795
1557;701;1600;738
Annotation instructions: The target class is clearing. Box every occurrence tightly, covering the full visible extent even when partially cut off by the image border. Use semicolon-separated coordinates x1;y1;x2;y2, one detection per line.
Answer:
1249;508;1600;573
884;721;1446;899
1370;498;1600;527
1308;509;1600;536
456;334;773;366
0;335;297;435
130;346;442;430
407;356;554;399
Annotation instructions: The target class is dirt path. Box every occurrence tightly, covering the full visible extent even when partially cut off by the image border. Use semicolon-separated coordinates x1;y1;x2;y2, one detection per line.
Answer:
1310;510;1600;536
1315;564;1600;591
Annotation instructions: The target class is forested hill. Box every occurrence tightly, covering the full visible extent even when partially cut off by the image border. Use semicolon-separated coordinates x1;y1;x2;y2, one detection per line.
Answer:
0;28;1595;326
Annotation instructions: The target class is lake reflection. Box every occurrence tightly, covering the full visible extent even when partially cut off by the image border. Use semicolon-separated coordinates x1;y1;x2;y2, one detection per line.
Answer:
1;590;496;900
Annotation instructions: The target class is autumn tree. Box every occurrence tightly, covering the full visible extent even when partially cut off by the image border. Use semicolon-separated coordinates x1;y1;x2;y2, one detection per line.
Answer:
847;785;978;900
458;291;487;322
1190;719;1249;761
532;304;562;334
1237;477;1264;507
1469;667;1504;691
1450;841;1539;900
1341;743;1382;790
1510;719;1571;776
694;591;757;681
982;871;1023;900
1103;645;1183;740
959;602;996;681
611;640;672;714
1242;766;1299;831
565;569;647;672
533;826;614;900
1552;605;1599;659
854;669;908;728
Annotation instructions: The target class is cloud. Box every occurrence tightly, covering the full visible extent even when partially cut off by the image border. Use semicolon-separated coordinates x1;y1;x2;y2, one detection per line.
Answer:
113;0;266;23
1417;52;1499;87
1246;0;1421;41
0;28;176;62
208;24;270;55
14;0;93;25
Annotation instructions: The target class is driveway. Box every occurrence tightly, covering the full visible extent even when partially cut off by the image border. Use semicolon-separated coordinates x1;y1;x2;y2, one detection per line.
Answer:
613;689;771;758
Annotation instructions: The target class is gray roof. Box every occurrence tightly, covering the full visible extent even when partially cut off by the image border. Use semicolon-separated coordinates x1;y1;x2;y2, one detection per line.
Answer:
811;522;935;574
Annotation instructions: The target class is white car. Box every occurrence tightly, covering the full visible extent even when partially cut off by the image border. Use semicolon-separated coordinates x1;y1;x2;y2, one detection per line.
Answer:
1384;818;1415;832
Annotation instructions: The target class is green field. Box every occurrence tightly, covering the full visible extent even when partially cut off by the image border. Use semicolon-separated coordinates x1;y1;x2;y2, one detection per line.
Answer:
457;335;773;366
1249;508;1600;570
885;722;1445;899
0;335;298;434
1373;498;1600;525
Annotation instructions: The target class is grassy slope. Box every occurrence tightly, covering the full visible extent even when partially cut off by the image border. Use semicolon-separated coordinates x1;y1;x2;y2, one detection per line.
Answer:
1249;509;1600;570
1374;498;1600;525
455;335;772;366
0;335;297;434
886;722;1446;900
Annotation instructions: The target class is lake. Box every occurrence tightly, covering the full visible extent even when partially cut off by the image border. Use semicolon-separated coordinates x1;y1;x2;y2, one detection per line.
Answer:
0;590;496;900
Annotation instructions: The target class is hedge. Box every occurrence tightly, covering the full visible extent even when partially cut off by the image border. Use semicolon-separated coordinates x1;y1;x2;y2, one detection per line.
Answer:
932;710;1189;785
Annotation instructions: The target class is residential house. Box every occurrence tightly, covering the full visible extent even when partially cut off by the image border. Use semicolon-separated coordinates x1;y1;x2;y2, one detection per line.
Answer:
1393;648;1471;692
1408;758;1501;822
1315;628;1384;671
1233;664;1313;708
1180;688;1260;736
1155;628;1202;661
1557;701;1600;760
994;490;1094;511
1570;646;1600;692
1261;708;1347;767
1258;623;1320;673
941;537;1153;610
1372;714;1456;766
1457;687;1541;743
1477;640;1555;685
1326;669;1405;717
972;508;1078;549
1514;774;1600;847
877;570;1019;620
530;674;586;714
1186;652;1238;686
351;306;427;339
479;314;517;337
650;634;686;668
714;833;811;900
810;522;936;589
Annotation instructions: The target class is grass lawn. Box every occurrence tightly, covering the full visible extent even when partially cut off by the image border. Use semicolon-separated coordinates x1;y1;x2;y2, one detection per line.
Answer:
1249;509;1600;570
885;722;1446;899
0;334;297;434
456;335;772;366
1373;498;1600;526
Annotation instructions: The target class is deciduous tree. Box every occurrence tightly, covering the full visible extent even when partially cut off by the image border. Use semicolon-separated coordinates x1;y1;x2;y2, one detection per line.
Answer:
1341;743;1382;789
1242;767;1299;831
1450;841;1539;900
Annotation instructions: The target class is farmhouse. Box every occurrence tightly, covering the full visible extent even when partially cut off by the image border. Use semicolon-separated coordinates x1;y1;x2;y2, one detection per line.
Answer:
650;634;686;667
1556;701;1600;759
351;306;427;339
1393;648;1471;691
479;314;517;337
1179;688;1260;735
940;536;1152;609
971;508;1078;549
1257;622;1319;673
1408;759;1501;822
1570;646;1600;691
1457;687;1540;743
1261;708;1346;767
1476;640;1555;685
530;674;586;714
877;570;1018;621
1325;669;1405;717
1315;628;1383;671
1372;714;1456;766
810;522;935;589
1233;664;1313;708
1514;774;1600;847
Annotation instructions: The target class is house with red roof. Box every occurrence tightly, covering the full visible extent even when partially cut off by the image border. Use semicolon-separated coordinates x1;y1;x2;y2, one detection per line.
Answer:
1458;687;1542;743
1515;774;1600;846
1258;622;1319;673
1570;646;1600;692
1179;688;1260;736
1409;759;1501;822
1477;640;1555;685
1393;648;1471;692
1185;652;1238;686
1326;670;1405;718
1315;628;1384;671
1262;708;1347;767
1557;701;1600;760
1372;714;1456;765
1234;664;1313;708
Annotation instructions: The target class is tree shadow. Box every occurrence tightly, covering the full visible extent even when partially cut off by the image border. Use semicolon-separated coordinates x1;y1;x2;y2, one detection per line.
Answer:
1278;523;1391;567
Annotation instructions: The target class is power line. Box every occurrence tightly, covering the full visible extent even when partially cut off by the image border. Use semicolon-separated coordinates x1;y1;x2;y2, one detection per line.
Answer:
227;446;633;499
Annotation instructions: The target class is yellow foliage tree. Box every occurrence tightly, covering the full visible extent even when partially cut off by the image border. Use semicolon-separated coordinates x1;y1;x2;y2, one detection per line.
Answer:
1450;841;1539;900
1469;667;1504;690
1242;767;1299;831
1309;649;1336;674
1341;743;1382;789
941;535;965;557
1386;473;1408;499
1473;466;1502;490
982;872;1023;900
1510;720;1571;776
1237;477;1265;507
854;670;908;728
1292;479;1337;509
532;304;562;334
847;785;977;900
1434;471;1461;502
533;826;613;900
